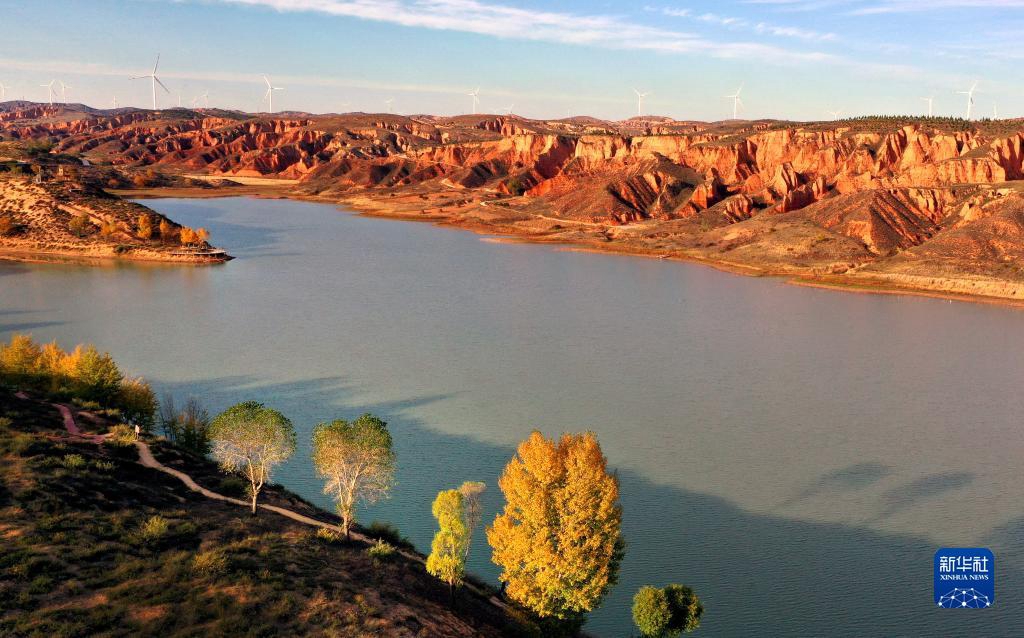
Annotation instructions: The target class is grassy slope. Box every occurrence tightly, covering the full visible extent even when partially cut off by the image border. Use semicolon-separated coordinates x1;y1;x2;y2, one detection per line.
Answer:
0;388;519;637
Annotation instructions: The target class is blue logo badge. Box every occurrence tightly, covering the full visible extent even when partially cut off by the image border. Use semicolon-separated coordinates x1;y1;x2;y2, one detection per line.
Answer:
934;548;994;608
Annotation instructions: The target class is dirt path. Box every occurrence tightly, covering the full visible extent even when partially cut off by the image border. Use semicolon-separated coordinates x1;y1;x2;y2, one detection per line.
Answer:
132;439;513;612
14;389;512;615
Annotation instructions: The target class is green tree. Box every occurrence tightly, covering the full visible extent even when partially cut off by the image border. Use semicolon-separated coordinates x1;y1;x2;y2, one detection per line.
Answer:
310;414;395;538
117;377;157;432
160;395;212;455
72;345;123;403
426;489;469;601
210;401;296;515
663;584;703;635
634;586;672;637
633;584;703;637
487;431;623;631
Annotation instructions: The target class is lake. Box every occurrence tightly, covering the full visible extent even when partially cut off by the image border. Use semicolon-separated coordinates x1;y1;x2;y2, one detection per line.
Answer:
3;196;1022;636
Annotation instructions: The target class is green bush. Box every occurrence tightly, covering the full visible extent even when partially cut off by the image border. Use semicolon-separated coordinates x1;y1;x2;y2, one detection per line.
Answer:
0;416;12;429
217;476;248;498
366;540;395;562
191;550;229;578
366;521;414;550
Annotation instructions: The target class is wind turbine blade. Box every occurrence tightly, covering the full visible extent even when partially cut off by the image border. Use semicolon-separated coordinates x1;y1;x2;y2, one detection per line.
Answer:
264;75;272;89
155;77;170;93
152;53;160;75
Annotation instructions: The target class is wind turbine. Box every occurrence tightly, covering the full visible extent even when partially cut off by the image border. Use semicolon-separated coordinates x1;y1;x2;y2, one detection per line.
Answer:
467;87;480;115
0;81;8;101
993;102;999;119
384;98;394;113
130;54;169;110
921;95;935;117
724;84;744;119
633;89;650;117
827;109;843;121
41;80;56;105
112;95;118;109
58;81;72;105
501;104;514;115
956;81;978;120
262;75;283;112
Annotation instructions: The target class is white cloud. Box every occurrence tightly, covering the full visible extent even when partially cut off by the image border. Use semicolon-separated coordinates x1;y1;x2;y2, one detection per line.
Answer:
208;0;834;65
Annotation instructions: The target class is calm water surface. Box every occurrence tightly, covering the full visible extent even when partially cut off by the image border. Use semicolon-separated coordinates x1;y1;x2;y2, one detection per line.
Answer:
3;197;1023;636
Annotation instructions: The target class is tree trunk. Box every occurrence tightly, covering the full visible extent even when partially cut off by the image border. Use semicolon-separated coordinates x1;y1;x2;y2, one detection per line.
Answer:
343;515;350;540
250;488;258;516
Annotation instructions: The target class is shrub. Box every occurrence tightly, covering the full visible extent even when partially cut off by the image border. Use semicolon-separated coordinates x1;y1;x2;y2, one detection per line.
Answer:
60;454;86;471
315;527;345;544
191;550;229;578
218;476;248;498
366;540;395;562
92;459;115;472
106;424;136;447
68;213;94;237
10;434;37;456
366;521;414;550
135;515;170;544
0;416;12;430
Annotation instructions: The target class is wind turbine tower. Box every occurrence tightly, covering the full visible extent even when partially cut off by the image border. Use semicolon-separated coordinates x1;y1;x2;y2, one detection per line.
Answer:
827;109;843;121
467;87;481;115
0;82;8;101
725;84;744;120
41;80;56;105
956;81;978;120
58;81;72;104
633;89;650;117
385;98;394;113
921;95;935;117
262;75;283;113
130;54;169;110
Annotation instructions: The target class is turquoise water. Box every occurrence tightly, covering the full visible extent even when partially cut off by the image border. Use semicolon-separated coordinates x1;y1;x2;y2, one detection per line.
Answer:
3;197;1023;636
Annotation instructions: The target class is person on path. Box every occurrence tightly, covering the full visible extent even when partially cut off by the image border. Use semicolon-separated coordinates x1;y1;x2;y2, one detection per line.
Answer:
134;424;141;440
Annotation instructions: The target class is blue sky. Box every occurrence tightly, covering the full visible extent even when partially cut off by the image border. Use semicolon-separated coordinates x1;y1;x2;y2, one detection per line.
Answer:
0;0;1021;120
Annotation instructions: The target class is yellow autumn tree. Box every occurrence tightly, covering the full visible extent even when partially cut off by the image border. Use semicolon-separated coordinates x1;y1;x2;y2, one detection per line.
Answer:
487;431;623;627
158;219;175;244
426;488;469;601
179;226;197;246
136;214;155;240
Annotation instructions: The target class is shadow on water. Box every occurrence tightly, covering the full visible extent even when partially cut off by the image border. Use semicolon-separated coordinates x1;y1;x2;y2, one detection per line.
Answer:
0;320;65;333
869;472;976;524
151;374;1024;638
776;462;892;511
